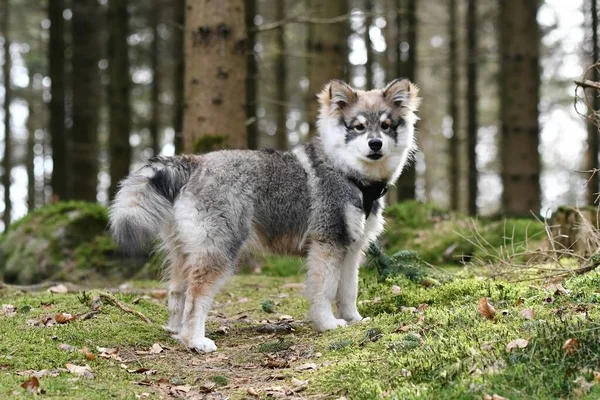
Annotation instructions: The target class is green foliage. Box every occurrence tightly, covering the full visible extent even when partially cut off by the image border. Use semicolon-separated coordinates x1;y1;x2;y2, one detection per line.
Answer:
258;339;293;353
192;134;229;154
327;339;353;351
261;299;275;313
211;375;229;386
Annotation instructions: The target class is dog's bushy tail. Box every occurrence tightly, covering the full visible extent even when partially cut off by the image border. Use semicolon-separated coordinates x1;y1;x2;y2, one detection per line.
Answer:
109;155;200;254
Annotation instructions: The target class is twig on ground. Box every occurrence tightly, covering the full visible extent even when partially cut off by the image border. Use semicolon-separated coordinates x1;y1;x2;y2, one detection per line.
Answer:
98;292;152;324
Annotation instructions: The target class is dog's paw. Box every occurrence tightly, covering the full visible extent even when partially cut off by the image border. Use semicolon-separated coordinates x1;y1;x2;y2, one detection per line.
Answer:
189;337;218;353
348;316;371;324
163;324;179;334
314;318;348;332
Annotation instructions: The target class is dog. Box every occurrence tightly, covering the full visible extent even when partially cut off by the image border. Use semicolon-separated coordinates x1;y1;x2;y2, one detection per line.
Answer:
109;79;420;352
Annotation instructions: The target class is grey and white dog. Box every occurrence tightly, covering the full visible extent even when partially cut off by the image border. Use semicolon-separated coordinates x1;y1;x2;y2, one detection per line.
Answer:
109;79;420;352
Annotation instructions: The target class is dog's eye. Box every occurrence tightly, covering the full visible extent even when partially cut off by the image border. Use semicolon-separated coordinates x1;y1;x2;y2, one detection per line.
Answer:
355;124;365;132
381;122;390;131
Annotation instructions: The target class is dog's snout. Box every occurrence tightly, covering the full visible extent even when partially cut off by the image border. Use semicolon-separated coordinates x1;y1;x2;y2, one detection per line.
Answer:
368;138;383;151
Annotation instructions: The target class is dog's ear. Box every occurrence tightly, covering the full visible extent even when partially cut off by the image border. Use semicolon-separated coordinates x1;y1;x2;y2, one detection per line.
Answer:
382;79;421;111
318;80;358;112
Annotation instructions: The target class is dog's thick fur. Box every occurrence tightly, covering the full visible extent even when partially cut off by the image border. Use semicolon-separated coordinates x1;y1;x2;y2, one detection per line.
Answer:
109;79;420;352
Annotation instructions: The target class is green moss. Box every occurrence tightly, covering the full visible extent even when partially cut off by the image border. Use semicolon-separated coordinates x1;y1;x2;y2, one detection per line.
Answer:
211;375;229;386
192;134;229;153
258;339;294;353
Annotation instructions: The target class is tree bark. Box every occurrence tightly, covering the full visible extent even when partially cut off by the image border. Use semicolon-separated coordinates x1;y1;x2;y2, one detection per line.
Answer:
365;0;374;90
275;0;287;150
107;0;131;200
183;0;248;152
466;0;478;216
71;0;102;201
49;0;67;201
396;0;417;201
499;0;541;215
1;0;12;228
150;0;160;156
448;0;460;211
307;0;347;137
173;0;185;154
587;0;599;204
245;0;258;150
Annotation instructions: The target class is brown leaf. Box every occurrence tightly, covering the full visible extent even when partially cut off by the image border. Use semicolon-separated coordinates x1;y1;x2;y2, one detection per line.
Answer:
417;303;429;312
295;362;317;371
506;338;529;352
520;308;535;320
81;347;95;360
48;284;68;294
264;358;289;369
247;387;260;396
478;298;496;320
21;376;40;393
65;363;94;379
562;338;579;356
55;313;77;324
395;325;411;333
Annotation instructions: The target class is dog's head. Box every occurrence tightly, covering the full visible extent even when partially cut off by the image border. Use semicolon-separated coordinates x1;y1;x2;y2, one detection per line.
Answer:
317;79;421;182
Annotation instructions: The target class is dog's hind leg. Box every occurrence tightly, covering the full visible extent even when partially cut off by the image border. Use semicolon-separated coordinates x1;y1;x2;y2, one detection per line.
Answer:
164;251;187;334
173;255;232;353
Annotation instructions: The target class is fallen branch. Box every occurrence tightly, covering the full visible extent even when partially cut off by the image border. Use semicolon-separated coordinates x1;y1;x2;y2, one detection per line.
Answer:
98;292;152;324
575;79;600;91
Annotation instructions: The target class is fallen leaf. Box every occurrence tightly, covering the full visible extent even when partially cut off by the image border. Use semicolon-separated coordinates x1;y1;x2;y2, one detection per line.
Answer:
291;377;309;392
562;338;579;356
127;368;156;376
150;343;163;354
2;304;16;318
97;347;122;361
216;325;230;334
48;284;68;294
156;378;170;386
545;283;570;296
417;303;429;312
264;357;289;369
506;338;528;352
20;376;40;393
295;362;317;371
478;298;496;320
55;313;77;324
58;343;77;352
172;385;192;393
279;315;294;321
395;325;411;333
65;363;94;379
199;381;216;393
247;387;259;396
81;347;95;360
90;296;102;310
483;395;508;400
520;308;535;320
391;285;401;295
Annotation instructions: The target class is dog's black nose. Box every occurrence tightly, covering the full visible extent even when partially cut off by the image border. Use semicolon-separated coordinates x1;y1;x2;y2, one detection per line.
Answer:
368;138;383;151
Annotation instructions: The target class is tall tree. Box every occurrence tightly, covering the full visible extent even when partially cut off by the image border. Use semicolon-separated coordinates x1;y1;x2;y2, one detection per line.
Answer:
108;0;132;200
71;0;102;201
1;0;12;228
173;0;185;154
183;0;248;152
49;0;67;201
466;0;478;216
275;0;287;150
365;0;374;90
396;0;417;201
150;0;160;156
307;0;347;136
587;0;599;204
448;0;460;211
245;0;258;150
500;0;541;215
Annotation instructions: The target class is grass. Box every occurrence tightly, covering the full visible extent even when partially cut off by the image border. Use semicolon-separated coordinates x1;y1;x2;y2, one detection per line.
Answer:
1;266;600;399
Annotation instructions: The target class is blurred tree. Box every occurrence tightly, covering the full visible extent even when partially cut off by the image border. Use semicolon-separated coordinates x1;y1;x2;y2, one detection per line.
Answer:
466;0;477;216
448;0;459;211
173;0;185;154
183;0;248;152
500;0;541;215
245;0;258;150
108;0;132;200
396;0;417;201
587;0;599;204
307;0;347;136
275;0;287;150
48;0;67;201
71;0;102;201
150;0;160;157
365;0;374;90
1;0;12;227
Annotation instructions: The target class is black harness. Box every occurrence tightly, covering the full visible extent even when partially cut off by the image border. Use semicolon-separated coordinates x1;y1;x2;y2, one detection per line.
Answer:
349;178;388;219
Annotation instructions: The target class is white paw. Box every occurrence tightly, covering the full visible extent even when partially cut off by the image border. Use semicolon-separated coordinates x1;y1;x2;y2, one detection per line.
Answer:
163;324;180;334
189;337;218;353
349;316;370;325
314;318;348;332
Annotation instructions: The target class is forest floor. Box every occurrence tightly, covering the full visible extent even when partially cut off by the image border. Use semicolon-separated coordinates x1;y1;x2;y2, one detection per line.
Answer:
2;260;600;400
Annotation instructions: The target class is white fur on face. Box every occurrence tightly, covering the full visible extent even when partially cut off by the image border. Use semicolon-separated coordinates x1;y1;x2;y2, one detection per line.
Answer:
318;113;417;183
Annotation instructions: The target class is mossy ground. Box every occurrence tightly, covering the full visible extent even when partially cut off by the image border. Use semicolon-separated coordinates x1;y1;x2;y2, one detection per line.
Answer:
2;260;600;399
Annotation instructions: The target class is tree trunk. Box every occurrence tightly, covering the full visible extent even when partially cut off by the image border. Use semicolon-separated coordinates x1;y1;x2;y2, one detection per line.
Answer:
1;0;12;228
307;0;347;137
448;0;460;211
183;0;248;152
173;0;185;154
150;0;160;156
365;0;374;90
275;0;287;150
587;0;599;204
26;81;38;211
49;0;67;201
500;0;541;215
396;0;417;201
245;0;258;150
71;0;102;201
107;0;131;200
382;0;397;82
466;0;478;216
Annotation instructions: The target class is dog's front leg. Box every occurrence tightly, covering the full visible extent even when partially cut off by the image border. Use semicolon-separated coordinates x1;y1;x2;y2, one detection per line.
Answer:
335;251;364;323
305;242;347;331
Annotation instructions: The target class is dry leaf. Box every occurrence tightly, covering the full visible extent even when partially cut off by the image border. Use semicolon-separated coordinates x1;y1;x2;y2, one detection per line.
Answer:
127;368;156;375
545;283;569;296
199;381;216;393
295;362;317;371
395;325;411;333
562;338;579;356
506;338;529;352
391;285;401;295
478;298;496;320
520;308;535;320
55;313;76;324
2;304;16;318
172;385;192;393
81;347;96;360
48;284;68;294
483;395;508;400
417;303;429;312
97;347;122;361
20;376;40;393
58;343;77;352
150;343;163;354
593;371;600;381
279;315;294;321
247;387;259;396
65;363;94;379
